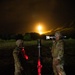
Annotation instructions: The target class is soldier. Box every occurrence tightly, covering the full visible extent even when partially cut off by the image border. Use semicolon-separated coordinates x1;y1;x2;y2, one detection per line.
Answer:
13;39;28;75
51;31;66;75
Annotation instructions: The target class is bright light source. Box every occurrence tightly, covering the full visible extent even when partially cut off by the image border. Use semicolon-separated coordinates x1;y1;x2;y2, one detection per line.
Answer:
35;23;52;35
46;36;50;39
37;23;43;35
46;36;55;40
38;25;42;31
39;32;43;35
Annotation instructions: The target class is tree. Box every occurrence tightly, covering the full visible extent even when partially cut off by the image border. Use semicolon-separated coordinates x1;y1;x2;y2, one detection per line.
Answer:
23;33;31;41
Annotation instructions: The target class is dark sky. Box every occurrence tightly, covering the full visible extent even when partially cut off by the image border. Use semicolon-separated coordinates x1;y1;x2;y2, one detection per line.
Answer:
0;0;75;34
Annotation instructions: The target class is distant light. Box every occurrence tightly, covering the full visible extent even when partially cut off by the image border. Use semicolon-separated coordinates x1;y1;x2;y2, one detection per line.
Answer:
38;25;42;31
64;36;67;38
46;36;50;39
36;23;52;35
46;36;55;40
37;23;43;35
39;32;43;35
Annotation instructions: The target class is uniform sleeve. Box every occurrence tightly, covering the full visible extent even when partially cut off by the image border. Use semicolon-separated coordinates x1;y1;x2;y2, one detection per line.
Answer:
51;40;55;53
57;41;64;60
13;49;21;68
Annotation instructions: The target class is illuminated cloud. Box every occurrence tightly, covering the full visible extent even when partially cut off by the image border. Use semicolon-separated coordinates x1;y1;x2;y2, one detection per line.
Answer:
54;27;64;31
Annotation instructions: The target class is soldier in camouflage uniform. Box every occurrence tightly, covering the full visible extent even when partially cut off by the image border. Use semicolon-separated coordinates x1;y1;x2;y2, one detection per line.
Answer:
13;39;25;75
51;31;66;75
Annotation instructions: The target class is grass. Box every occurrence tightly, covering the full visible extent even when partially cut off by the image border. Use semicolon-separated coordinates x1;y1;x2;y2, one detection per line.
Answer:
0;39;75;75
0;39;75;65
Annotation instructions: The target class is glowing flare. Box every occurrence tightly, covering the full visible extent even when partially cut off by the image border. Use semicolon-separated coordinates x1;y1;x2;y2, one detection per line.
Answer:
38;25;42;31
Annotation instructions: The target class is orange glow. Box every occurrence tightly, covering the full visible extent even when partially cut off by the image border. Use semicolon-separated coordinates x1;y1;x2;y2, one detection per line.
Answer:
38;25;42;31
36;23;43;35
42;30;52;34
39;31;43;35
35;23;52;35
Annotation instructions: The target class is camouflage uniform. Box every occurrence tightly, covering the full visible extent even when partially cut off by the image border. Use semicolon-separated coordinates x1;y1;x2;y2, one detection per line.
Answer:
51;31;66;75
13;40;23;75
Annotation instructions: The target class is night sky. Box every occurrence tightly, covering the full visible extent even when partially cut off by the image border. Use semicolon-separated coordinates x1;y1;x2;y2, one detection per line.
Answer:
0;0;75;35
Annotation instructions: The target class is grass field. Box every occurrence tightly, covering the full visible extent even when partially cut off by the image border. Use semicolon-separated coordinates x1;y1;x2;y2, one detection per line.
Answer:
0;39;75;75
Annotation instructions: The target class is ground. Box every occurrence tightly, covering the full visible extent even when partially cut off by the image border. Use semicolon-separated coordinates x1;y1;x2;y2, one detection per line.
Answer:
0;39;75;75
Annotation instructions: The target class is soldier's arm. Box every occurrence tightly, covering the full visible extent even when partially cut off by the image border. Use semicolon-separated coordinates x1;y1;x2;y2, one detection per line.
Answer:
57;41;64;60
13;49;22;68
51;41;55;53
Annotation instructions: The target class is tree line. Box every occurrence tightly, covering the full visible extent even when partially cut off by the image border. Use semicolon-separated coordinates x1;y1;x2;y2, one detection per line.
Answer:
0;32;46;40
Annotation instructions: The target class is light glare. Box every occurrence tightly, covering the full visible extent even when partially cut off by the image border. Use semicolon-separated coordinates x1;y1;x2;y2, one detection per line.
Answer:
38;25;42;31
